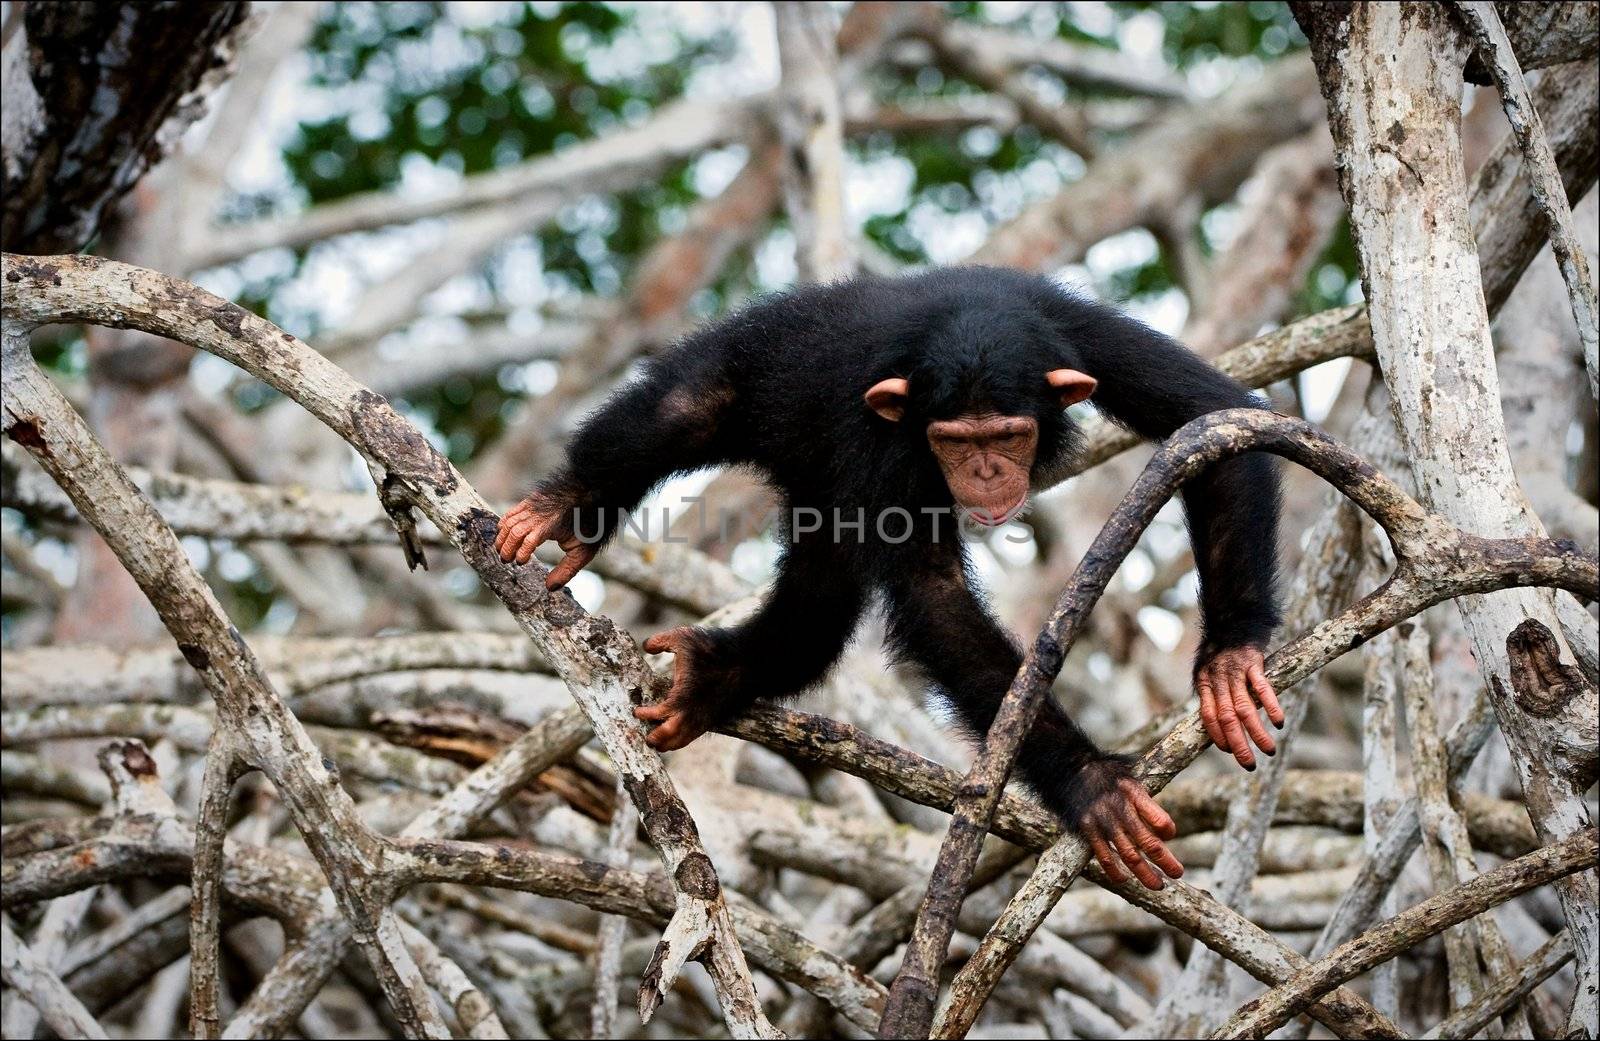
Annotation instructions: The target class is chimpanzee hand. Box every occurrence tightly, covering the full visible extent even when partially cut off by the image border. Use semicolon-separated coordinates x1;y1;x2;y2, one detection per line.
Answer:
1195;645;1283;770
634;626;741;751
495;487;598;590
1069;757;1182;890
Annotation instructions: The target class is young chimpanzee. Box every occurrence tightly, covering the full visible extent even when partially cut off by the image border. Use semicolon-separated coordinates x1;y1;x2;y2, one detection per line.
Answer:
495;266;1282;890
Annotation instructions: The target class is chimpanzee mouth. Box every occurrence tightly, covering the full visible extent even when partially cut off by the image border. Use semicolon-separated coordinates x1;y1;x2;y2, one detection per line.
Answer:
959;496;1030;527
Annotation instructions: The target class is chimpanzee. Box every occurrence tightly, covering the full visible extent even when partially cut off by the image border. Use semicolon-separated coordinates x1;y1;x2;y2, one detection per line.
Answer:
495;266;1282;889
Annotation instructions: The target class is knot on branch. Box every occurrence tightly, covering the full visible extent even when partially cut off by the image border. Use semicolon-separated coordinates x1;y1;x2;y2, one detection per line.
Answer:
349;390;458;498
673;851;721;900
4;415;49;453
350;389;461;569
96;739;175;818
1506;619;1590;718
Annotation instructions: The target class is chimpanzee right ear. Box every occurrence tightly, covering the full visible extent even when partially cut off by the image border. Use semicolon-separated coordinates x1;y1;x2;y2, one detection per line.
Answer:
1045;368;1097;407
865;377;910;421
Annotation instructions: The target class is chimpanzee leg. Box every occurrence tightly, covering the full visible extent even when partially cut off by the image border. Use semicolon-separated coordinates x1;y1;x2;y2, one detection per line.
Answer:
882;551;1183;888
636;529;868;750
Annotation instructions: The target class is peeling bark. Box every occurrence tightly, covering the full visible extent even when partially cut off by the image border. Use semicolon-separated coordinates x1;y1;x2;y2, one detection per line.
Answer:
1291;5;1600;1030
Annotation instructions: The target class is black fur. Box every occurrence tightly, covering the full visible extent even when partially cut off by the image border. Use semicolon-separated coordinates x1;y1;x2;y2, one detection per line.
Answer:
535;266;1281;821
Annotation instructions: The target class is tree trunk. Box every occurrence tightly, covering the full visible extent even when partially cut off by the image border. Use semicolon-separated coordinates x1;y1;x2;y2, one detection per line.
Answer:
1292;4;1599;1034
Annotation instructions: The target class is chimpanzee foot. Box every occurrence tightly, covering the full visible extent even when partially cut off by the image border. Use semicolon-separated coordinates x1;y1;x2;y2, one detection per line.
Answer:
635;627;736;751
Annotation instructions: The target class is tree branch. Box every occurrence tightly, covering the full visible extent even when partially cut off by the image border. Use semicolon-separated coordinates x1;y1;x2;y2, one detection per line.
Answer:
1211;830;1598;1039
1;252;773;1037
1456;2;1599;400
0;914;108;1040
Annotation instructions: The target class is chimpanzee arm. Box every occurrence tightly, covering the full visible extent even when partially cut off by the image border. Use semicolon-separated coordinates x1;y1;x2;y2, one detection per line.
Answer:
496;353;740;580
883;554;1181;889
1068;316;1282;657
1055;306;1286;770
636;531;868;750
559;362;741;539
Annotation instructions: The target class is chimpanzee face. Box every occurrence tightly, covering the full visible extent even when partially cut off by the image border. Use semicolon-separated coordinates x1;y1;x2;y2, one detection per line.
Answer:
924;412;1039;524
863;369;1096;524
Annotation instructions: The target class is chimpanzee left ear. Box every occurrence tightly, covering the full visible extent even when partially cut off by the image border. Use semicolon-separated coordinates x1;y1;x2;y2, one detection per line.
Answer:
865;377;910;421
1045;368;1097;407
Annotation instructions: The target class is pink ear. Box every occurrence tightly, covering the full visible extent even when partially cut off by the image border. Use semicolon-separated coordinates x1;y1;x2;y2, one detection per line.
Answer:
1045;368;1097;407
865;377;910;421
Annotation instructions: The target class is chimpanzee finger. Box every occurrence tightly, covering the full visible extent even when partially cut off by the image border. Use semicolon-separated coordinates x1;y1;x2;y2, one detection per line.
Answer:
495;502;532;549
1120;815;1184;882
542;542;597;588
1118;792;1183;879
643;627;694;656
511;513;561;565
500;514;550;562
644;716;684;749
518;530;560;568
1231;677;1275;757
498;499;535;533
1085;826;1127;885
663;724;703;751
1206;669;1236;745
1125;782;1178;841
512;532;544;566
1196;676;1227;751
1109;822;1164;890
634;702;674;723
1247;660;1284;728
1214;668;1255;769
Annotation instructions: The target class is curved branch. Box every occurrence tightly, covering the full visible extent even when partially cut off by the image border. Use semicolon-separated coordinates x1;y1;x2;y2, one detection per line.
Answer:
2;320;448;1037
1;252;772;1037
887;407;1597;1037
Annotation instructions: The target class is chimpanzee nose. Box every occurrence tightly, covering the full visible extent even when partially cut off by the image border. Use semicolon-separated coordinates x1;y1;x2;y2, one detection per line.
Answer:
973;455;1000;480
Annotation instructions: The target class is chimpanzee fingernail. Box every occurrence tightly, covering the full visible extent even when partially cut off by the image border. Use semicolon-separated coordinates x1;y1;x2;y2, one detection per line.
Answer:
1244;761;1256;772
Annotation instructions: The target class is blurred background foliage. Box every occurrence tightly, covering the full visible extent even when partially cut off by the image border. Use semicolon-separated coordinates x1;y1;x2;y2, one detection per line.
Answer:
12;0;1364;635
218;0;1347;426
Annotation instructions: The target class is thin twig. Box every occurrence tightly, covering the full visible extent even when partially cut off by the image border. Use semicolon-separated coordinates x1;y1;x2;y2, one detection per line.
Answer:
1211;831;1598;1038
1;915;109;1040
